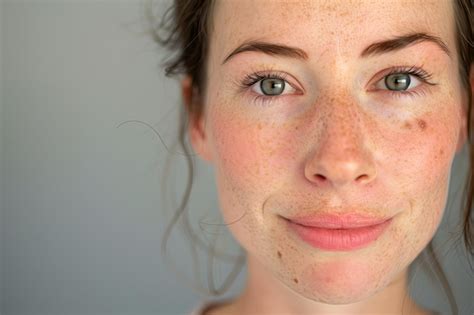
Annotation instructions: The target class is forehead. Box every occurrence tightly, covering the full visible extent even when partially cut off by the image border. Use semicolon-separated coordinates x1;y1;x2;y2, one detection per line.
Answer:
210;0;455;61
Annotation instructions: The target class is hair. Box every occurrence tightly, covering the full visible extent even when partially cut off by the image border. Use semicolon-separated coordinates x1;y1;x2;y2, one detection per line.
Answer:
146;0;474;313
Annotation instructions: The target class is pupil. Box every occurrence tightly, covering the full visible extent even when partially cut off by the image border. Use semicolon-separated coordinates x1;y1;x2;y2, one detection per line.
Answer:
261;78;285;95
385;74;410;91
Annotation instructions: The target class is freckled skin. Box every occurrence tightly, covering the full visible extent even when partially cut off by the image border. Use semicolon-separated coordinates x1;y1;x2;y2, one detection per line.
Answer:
188;0;468;314
417;119;427;130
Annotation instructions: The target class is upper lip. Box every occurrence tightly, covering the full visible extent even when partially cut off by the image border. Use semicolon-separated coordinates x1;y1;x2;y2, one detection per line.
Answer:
284;212;391;229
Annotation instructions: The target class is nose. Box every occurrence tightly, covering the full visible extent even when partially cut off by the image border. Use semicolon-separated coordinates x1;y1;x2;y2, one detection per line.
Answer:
304;99;377;189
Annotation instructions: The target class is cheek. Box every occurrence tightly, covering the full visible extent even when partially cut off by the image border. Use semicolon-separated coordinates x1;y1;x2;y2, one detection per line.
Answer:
381;108;458;253
210;117;260;187
209;109;289;191
395;114;455;197
207;106;296;246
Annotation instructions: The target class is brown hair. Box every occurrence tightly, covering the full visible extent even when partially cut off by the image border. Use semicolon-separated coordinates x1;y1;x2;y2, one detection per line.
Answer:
147;0;473;313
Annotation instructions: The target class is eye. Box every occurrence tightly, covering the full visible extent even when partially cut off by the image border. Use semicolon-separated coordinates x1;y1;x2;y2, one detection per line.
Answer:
252;77;296;96
378;73;421;91
371;66;436;96
237;71;302;106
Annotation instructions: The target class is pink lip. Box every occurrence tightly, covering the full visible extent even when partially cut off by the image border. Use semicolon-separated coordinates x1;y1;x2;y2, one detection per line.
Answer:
283;213;393;251
285;213;391;229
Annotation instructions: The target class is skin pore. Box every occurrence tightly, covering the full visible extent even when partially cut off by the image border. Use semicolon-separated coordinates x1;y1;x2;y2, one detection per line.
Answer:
183;0;470;314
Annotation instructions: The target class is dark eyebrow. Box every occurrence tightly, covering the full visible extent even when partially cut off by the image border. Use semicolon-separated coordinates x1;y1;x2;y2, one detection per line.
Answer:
360;32;451;58
221;41;308;64
222;32;451;65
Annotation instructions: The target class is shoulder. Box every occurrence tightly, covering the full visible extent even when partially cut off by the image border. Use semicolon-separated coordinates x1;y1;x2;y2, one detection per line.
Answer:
188;301;211;315
187;301;221;315
188;299;234;315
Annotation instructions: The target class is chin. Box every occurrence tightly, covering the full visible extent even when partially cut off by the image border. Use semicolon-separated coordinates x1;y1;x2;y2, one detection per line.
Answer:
284;258;395;305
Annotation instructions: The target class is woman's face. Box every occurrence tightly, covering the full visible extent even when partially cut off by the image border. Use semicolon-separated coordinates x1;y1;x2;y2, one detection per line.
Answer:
188;0;468;303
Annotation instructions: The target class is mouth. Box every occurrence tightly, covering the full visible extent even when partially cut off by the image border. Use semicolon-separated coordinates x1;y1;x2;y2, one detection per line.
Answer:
282;214;393;251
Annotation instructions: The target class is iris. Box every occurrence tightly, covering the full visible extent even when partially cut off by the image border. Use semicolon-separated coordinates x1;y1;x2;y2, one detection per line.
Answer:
385;73;411;91
260;78;285;95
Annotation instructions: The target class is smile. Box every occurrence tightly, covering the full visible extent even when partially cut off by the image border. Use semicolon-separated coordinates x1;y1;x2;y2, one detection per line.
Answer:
284;217;393;251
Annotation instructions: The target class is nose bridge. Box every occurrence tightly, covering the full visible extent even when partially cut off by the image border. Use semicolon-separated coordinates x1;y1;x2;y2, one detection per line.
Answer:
316;87;363;144
327;93;362;143
304;91;376;188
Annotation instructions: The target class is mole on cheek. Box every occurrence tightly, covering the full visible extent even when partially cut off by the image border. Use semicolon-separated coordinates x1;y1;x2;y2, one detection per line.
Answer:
417;119;427;131
277;251;282;259
293;278;299;284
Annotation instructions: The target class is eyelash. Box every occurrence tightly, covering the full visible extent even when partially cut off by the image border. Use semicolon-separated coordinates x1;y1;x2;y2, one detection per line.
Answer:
239;66;437;106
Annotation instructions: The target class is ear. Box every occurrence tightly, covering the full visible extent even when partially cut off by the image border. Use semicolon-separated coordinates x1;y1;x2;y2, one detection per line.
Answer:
181;76;213;162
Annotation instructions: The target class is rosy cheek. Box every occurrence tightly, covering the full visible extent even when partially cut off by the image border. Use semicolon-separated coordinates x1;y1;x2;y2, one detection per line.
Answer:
386;111;457;232
377;104;456;187
209;108;295;190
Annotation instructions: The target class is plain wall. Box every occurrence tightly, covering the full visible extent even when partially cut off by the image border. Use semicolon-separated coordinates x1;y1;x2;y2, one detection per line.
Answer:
0;1;472;314
1;0;4;312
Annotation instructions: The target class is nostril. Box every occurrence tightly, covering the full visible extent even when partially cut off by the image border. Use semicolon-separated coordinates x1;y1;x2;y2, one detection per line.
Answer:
312;173;370;186
356;174;369;183
314;174;327;183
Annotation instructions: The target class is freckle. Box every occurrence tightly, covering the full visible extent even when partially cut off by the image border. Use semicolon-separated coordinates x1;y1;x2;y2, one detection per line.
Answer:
257;122;262;130
277;251;282;259
293;278;299;283
295;125;299;130
417;119;427;131
439;149;444;156
404;121;412;129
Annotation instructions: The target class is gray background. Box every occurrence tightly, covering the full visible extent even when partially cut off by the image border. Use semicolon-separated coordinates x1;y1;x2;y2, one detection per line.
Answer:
0;1;472;314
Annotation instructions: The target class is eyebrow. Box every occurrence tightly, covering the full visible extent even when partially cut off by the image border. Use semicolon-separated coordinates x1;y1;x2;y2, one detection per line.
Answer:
221;32;451;64
360;32;451;58
222;41;308;64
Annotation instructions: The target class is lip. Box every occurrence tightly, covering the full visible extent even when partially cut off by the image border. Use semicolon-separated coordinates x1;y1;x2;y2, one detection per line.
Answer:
283;214;393;251
285;213;391;229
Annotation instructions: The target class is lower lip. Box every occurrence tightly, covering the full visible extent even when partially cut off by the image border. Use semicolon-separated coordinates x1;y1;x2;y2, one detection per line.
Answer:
285;218;392;251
